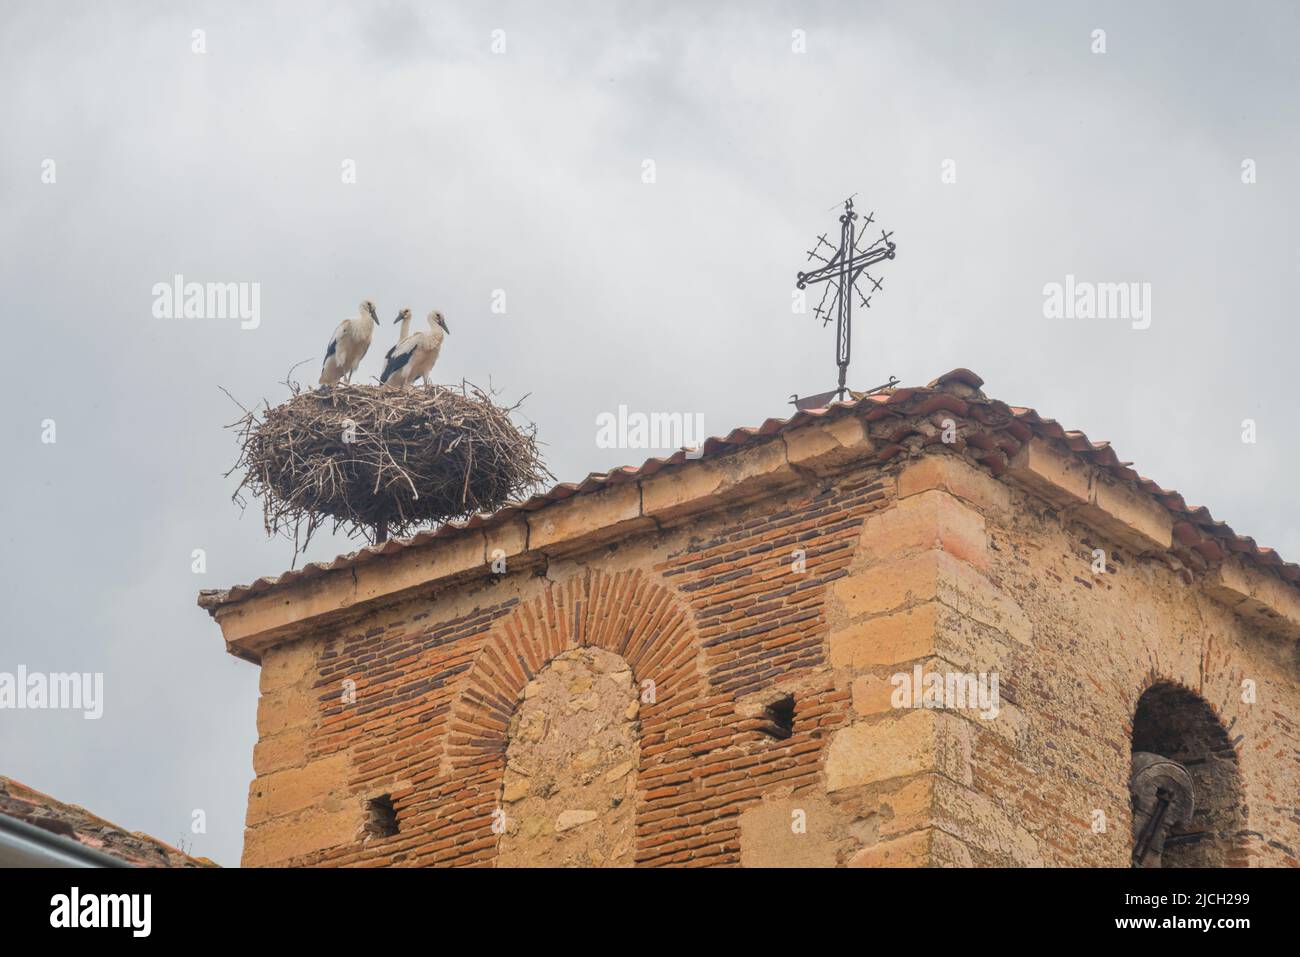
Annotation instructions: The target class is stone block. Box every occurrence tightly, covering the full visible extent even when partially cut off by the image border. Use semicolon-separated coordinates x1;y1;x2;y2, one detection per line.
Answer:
1005;438;1090;507
245;752;352;825
931;775;1044;865
830;603;940;669
857;489;989;569
484;518;529;565
1205;557;1300;638
242;804;361;867
897;454;1012;514
528;484;651;553
846;827;972;867
825;710;971;792
832;551;1031;644
783;415;872;476
255;685;320;738
737;794;845;867
874;774;940;840
640;440;797;524
258;637;320;695
252;727;311;775
1083;474;1173;552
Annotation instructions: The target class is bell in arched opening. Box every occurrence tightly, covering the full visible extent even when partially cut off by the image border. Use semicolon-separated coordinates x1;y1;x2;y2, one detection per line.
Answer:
1130;682;1246;867
1129;751;1195;867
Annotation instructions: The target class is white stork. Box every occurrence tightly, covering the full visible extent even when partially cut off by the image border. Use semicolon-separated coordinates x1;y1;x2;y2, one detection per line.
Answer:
384;307;413;368
381;310;450;388
319;300;380;386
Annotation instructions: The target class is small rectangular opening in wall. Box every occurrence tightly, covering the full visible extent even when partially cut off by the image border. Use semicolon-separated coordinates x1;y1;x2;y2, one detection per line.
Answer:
758;694;796;740
366;794;399;837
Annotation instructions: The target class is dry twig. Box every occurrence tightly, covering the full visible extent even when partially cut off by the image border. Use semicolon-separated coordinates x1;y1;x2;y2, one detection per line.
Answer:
225;380;551;560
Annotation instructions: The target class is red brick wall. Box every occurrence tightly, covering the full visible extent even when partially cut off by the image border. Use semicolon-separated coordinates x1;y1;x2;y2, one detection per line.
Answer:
274;463;893;866
239;438;1299;868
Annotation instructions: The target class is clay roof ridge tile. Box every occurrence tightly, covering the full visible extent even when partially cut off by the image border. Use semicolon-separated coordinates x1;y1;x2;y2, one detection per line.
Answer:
200;368;1299;607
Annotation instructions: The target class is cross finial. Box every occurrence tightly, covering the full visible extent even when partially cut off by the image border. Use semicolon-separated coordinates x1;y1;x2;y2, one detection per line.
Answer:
795;196;898;399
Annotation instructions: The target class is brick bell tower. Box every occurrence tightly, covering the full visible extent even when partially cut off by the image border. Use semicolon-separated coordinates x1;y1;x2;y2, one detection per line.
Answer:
200;370;1300;867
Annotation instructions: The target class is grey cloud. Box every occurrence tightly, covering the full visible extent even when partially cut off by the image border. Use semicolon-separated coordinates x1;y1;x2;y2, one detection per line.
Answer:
0;0;1295;865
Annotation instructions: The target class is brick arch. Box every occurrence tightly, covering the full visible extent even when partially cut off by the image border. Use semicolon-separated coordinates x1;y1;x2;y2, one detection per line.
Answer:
446;567;700;774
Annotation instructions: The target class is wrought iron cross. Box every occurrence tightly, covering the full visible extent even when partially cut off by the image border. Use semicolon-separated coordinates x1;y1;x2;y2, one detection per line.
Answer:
795;198;897;401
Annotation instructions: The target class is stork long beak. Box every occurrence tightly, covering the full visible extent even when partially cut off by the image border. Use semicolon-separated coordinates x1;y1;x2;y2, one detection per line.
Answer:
393;313;405;324
368;303;380;324
437;316;450;334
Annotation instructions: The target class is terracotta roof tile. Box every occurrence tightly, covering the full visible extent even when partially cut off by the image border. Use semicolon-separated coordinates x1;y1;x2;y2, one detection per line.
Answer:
0;776;216;867
198;369;1299;610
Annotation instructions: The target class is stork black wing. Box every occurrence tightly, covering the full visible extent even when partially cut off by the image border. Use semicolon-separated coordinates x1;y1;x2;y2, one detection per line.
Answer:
380;346;413;383
323;336;337;367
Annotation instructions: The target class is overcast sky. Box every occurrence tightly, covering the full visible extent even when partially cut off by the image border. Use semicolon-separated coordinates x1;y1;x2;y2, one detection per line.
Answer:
2;0;1297;866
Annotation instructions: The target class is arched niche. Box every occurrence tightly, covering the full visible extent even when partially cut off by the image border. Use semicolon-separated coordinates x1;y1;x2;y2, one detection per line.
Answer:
497;646;639;866
1130;681;1246;867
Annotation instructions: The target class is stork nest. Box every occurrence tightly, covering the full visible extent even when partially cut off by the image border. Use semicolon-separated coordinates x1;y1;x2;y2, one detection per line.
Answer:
226;381;552;556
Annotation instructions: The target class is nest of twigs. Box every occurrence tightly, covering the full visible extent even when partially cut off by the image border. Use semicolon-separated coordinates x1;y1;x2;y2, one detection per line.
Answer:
226;381;552;555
